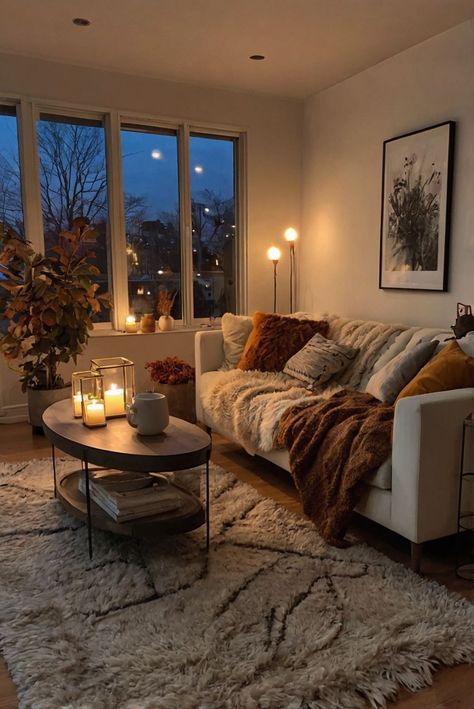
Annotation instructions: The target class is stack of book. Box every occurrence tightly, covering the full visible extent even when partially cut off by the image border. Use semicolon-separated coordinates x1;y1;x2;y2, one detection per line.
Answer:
78;470;182;522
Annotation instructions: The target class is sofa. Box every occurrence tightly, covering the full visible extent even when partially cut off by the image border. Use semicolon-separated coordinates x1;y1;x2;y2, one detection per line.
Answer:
195;313;474;570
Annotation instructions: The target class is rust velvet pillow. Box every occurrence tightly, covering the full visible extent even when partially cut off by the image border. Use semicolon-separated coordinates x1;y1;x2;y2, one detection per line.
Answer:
237;312;329;372
396;340;474;401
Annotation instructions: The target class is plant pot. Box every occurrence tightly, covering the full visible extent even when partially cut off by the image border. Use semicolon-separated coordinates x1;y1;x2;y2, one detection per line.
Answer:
158;315;174;332
27;385;72;432
152;381;196;423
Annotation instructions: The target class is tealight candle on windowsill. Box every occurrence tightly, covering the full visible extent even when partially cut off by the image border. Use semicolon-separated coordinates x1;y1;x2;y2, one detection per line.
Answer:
83;399;106;428
125;315;139;333
104;383;125;417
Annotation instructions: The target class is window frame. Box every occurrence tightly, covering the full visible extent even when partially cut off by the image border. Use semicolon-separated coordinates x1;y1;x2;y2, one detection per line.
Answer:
0;96;247;331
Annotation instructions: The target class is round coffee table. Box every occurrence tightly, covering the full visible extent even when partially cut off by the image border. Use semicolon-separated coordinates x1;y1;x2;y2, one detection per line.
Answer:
42;399;211;558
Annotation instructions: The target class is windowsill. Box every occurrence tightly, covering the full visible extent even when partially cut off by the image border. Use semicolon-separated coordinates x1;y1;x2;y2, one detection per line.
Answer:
90;325;221;338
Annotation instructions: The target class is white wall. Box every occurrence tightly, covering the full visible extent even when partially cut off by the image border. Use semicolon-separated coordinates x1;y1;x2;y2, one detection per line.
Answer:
0;54;302;418
300;20;474;327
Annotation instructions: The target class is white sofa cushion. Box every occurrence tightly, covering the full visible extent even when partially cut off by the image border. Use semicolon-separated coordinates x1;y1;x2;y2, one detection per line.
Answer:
220;313;253;369
365;339;438;404
366;456;392;490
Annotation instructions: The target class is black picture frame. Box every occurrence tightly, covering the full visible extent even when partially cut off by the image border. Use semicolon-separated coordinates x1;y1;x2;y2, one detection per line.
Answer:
379;121;455;291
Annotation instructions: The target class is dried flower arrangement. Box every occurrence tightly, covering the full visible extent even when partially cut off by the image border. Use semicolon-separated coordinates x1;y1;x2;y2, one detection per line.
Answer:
145;356;195;385
156;289;177;317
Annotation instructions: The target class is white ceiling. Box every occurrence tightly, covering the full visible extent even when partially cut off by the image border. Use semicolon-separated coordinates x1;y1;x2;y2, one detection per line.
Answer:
1;0;474;99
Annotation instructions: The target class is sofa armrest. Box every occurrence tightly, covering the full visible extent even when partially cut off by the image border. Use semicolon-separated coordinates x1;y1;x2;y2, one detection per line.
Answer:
195;330;225;424
195;330;224;377
391;388;474;543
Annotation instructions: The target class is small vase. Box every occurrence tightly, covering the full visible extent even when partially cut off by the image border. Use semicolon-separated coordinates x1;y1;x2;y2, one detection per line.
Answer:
140;313;156;333
158;315;174;332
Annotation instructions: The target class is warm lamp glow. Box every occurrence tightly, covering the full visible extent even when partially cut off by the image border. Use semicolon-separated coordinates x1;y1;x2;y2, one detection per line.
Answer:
284;227;298;242
267;246;281;262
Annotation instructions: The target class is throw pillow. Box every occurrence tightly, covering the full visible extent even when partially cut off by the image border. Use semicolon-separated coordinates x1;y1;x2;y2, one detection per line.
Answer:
283;333;358;387
459;331;474;358
221;313;253;369
365;339;438;404
396;340;474;401
237;312;329;373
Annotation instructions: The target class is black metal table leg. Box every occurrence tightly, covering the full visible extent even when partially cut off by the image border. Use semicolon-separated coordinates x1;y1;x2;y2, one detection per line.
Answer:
84;455;93;559
51;444;57;498
205;454;210;550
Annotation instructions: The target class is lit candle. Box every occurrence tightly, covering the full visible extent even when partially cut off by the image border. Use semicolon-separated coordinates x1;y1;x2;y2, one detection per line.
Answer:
104;384;125;417
125;315;138;333
73;393;83;418
84;400;106;427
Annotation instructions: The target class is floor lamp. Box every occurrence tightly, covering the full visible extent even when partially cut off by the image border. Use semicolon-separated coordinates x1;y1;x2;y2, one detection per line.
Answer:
284;227;298;313
267;247;281;313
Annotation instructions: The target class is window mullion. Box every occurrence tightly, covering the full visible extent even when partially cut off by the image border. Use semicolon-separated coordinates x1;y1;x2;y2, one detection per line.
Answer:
178;124;193;327
105;111;128;330
236;133;248;315
17;100;43;251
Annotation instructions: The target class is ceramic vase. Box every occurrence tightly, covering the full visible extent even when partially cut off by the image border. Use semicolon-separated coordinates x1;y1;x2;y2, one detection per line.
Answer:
140;313;156;333
158;315;174;332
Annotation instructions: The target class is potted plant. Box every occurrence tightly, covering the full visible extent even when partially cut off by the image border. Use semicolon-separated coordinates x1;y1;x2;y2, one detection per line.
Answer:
156;289;177;331
145;356;195;422
0;218;111;431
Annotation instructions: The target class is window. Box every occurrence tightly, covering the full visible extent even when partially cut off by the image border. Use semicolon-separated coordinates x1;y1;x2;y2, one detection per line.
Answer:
0;99;244;330
190;134;237;318
121;125;181;320
0;107;24;236
36;113;110;320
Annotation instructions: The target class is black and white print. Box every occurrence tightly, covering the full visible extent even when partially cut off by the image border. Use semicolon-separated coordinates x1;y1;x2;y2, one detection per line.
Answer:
379;121;455;291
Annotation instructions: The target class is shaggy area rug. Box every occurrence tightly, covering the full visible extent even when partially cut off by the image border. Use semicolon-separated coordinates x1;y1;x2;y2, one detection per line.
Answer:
0;459;473;709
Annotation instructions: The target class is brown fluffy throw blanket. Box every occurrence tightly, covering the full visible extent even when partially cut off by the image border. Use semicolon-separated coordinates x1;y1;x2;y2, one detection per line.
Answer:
276;390;394;545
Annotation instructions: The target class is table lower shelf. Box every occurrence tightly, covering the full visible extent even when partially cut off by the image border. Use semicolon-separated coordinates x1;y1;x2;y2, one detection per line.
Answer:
57;469;206;538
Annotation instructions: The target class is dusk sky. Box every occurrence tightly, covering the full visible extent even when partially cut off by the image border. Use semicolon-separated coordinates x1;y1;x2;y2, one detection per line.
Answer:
121;131;235;219
0;115;235;223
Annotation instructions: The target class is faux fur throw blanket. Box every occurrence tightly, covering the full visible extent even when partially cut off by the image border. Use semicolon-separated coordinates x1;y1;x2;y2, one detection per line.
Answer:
201;369;342;453
276;390;394;546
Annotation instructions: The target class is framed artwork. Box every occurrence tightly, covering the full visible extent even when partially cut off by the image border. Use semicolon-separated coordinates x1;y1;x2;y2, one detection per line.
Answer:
379;121;455;291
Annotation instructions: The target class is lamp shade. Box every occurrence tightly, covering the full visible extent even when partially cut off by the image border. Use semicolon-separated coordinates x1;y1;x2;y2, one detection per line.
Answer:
267;246;281;262
284;227;298;242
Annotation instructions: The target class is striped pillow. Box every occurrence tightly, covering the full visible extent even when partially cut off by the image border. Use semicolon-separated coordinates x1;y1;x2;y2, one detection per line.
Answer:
283;333;358;387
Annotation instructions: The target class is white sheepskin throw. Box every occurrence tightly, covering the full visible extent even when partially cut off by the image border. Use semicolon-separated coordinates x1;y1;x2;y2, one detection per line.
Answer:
201;369;341;453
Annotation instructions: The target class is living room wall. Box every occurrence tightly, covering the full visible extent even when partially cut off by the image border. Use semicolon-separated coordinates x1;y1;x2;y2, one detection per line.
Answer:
299;19;474;327
0;54;302;419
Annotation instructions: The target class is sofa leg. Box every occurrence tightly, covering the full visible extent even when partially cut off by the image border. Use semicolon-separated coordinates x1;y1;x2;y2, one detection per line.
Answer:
410;542;423;573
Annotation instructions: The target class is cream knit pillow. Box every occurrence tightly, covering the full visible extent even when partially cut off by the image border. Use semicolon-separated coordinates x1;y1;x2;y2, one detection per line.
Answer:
221;313;253;369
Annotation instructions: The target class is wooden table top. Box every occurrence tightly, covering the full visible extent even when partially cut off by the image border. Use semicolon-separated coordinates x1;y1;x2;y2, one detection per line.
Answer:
42;399;211;472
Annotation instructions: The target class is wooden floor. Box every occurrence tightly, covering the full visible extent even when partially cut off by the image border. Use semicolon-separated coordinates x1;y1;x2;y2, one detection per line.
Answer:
0;423;473;708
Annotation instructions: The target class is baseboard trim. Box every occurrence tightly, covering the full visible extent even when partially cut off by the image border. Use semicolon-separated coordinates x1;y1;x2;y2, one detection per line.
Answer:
0;403;28;424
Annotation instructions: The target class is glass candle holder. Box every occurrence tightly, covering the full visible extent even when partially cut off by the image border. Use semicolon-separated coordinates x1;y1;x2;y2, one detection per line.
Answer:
71;370;97;418
125;315;139;333
90;357;135;418
79;374;106;428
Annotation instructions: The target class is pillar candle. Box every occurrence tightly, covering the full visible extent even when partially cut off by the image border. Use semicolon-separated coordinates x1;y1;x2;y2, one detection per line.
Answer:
104;385;125;417
84;400;106;427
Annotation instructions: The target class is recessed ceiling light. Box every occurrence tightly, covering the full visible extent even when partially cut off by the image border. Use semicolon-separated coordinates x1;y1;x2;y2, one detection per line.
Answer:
194;165;203;174
249;54;265;61
150;149;162;160
72;17;91;27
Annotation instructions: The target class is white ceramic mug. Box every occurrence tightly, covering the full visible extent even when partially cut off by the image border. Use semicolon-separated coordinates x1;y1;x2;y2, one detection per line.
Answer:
126;392;169;436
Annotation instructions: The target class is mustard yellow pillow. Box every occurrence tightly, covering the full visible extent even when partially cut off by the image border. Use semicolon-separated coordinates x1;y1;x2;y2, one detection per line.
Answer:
396;340;474;400
237;312;329;373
